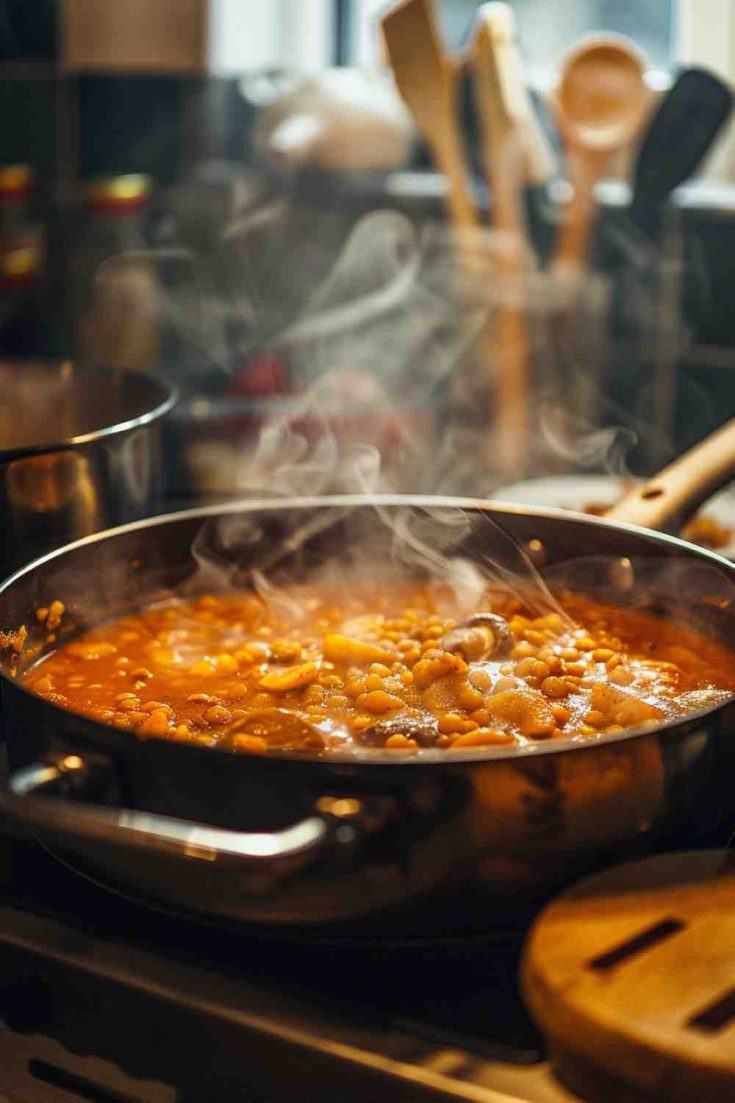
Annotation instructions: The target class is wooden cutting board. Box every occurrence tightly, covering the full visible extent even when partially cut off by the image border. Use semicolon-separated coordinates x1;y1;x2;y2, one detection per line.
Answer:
522;850;735;1102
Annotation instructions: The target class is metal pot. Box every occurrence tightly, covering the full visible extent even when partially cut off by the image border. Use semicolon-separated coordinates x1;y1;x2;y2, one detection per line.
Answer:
1;478;735;928
0;361;175;578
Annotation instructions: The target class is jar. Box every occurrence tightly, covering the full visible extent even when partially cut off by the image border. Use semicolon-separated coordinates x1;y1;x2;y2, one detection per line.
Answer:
0;165;46;357
72;174;159;374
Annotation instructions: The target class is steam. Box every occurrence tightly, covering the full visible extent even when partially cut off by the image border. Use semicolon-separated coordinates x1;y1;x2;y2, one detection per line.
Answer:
180;494;571;635
279;212;486;395
143;164;706;491
50;163;723;642
539;409;638;477
531;204;697;480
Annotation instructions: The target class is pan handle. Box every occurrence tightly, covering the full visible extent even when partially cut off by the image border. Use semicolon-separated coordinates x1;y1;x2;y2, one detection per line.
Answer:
607;418;735;533
2;753;343;872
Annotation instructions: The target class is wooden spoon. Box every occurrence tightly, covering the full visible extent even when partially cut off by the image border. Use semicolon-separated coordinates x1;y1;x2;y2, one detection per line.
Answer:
382;0;480;246
552;34;650;276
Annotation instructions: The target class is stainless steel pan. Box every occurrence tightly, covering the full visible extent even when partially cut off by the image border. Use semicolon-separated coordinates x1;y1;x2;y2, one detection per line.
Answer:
0;423;734;928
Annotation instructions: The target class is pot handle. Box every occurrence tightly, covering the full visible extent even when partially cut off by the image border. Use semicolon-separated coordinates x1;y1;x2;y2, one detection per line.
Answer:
2;753;340;871
607;418;735;533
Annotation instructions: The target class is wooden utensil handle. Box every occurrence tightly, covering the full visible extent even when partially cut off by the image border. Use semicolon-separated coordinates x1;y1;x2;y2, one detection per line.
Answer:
607;418;735;533
551;148;608;275
521;106;555;186
431;127;482;236
492;305;529;478
472;9;531;479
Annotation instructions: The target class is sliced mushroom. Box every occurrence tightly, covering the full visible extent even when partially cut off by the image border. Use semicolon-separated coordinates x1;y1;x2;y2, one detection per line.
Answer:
225;708;324;751
357;716;440;748
440;612;514;661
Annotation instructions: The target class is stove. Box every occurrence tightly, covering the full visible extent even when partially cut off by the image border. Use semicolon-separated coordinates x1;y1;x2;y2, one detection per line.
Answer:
0;759;731;1103
0;758;586;1103
0;822;578;1103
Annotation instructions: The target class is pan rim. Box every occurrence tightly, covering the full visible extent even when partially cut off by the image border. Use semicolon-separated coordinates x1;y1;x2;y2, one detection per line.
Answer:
0;363;176;464
3;492;735;588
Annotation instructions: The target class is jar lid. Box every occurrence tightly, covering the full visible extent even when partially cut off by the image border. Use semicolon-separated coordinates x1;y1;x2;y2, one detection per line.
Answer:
0;241;43;283
0;165;33;200
86;174;151;213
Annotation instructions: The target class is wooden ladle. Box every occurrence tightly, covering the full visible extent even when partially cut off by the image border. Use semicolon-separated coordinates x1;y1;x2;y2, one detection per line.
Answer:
553;34;650;276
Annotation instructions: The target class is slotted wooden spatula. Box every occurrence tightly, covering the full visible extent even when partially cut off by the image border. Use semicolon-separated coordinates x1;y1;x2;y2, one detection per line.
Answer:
523;850;735;1103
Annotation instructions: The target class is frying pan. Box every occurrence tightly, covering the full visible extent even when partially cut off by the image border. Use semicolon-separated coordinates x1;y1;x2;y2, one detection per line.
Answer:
1;426;735;928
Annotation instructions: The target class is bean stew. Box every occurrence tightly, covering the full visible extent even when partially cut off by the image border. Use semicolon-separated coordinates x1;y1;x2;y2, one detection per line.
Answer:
21;585;735;756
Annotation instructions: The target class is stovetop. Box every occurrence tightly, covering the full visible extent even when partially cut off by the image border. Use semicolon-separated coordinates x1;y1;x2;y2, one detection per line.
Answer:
0;790;588;1103
0;765;732;1103
0;822;579;1103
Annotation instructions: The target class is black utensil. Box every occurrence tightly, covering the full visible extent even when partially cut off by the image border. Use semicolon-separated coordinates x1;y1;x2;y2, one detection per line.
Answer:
630;66;734;236
624;67;733;469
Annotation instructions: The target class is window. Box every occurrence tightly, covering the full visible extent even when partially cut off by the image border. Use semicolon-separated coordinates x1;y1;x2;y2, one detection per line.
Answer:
208;0;333;73
349;0;674;77
474;0;674;82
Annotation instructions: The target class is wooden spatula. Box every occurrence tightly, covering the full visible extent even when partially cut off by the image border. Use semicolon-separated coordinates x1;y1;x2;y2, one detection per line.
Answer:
472;2;531;478
454;42;555;190
524;850;735;1103
381;0;480;243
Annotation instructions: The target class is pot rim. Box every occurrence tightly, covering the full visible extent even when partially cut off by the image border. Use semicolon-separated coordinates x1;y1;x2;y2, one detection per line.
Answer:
2;493;734;766
0;363;176;464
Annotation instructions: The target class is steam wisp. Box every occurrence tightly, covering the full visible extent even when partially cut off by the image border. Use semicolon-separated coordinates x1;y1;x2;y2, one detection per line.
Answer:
54;163;730;642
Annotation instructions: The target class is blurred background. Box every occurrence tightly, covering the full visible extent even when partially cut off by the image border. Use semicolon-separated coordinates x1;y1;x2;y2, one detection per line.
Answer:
2;0;734;519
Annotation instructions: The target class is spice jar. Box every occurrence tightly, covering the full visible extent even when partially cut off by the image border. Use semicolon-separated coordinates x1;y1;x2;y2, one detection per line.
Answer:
72;174;159;373
0;165;46;357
